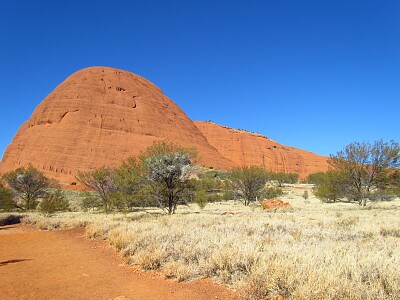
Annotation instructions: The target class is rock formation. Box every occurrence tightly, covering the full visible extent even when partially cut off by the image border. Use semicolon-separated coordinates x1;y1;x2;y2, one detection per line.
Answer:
193;121;329;178
0;67;234;185
0;66;329;186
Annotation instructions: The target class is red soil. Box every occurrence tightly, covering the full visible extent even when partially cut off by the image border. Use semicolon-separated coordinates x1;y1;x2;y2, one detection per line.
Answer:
0;224;238;300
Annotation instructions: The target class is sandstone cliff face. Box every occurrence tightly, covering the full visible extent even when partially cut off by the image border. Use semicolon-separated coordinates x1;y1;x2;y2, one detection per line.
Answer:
0;67;234;184
193;121;329;178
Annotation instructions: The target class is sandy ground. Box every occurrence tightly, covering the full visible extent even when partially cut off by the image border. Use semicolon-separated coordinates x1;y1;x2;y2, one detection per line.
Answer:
0;224;238;300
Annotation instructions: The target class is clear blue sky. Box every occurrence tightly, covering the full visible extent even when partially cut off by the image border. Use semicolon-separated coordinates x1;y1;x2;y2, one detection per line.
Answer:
1;1;399;159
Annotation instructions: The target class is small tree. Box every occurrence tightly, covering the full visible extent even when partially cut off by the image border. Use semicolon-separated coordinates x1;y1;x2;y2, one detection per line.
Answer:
194;189;208;209
76;167;117;213
113;157;145;210
329;140;400;205
142;141;193;215
230;166;268;206
3;165;50;210
39;189;69;215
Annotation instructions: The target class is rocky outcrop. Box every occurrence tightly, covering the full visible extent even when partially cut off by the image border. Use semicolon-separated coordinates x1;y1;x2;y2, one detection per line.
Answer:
0;67;234;184
0;66;329;186
193;121;329;178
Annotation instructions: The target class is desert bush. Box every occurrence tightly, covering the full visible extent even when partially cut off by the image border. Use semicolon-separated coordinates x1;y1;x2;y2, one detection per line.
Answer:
192;173;224;209
329;139;400;206
305;172;326;185
313;170;346;203
263;187;284;200
38;189;69;215
268;172;299;186
113;156;147;210
0;182;15;211
3;165;51;210
142;141;194;214
76;167;117;213
80;191;103;211
230;166;269;206
193;189;208;209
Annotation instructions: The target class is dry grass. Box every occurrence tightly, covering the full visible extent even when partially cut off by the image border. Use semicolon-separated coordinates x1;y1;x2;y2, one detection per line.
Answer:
21;184;400;300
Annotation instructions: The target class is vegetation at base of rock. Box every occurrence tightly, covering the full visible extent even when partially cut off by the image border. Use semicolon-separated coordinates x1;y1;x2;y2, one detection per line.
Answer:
38;189;69;215
264;187;284;200
192;172;224;209
2;165;51;210
142;141;194;215
311;140;400;205
76;167;117;213
267;172;299;186
229;166;269;206
0;182;15;211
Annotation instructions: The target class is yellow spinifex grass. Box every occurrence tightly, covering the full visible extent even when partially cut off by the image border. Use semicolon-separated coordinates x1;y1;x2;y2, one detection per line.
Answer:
20;184;400;300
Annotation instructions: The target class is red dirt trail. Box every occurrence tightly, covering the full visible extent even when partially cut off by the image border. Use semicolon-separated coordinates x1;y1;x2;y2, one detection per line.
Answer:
0;224;238;300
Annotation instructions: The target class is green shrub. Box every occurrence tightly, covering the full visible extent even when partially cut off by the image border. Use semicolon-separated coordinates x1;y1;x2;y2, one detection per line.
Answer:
313;170;346;203
194;189;208;209
39;189;69;215
0;183;15;211
80;191;102;211
263;187;284;199
306;172;327;185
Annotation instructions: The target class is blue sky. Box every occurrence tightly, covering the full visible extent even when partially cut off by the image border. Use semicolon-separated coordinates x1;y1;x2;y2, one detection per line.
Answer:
1;1;399;158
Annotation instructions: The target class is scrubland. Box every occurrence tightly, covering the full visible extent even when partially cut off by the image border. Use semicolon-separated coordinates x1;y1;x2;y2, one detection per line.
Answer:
7;184;400;300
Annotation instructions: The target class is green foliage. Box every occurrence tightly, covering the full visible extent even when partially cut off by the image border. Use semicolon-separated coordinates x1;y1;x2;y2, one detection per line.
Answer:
306;172;327;185
76;167;117;213
114;157;148;210
39;189;69;215
3;165;50;210
329;140;400;205
80;191;102;211
302;190;309;200
142;141;194;214
221;179;235;201
230;166;268;206
191;172;224;209
194;189;208;209
0;182;15;211
313;170;347;203
263;187;284;200
269;172;299;186
387;170;400;197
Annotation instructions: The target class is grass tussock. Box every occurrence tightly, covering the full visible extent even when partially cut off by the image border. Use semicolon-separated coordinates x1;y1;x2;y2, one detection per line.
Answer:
21;184;400;300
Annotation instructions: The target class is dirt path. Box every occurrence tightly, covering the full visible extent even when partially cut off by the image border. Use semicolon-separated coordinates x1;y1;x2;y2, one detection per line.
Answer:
0;224;238;300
